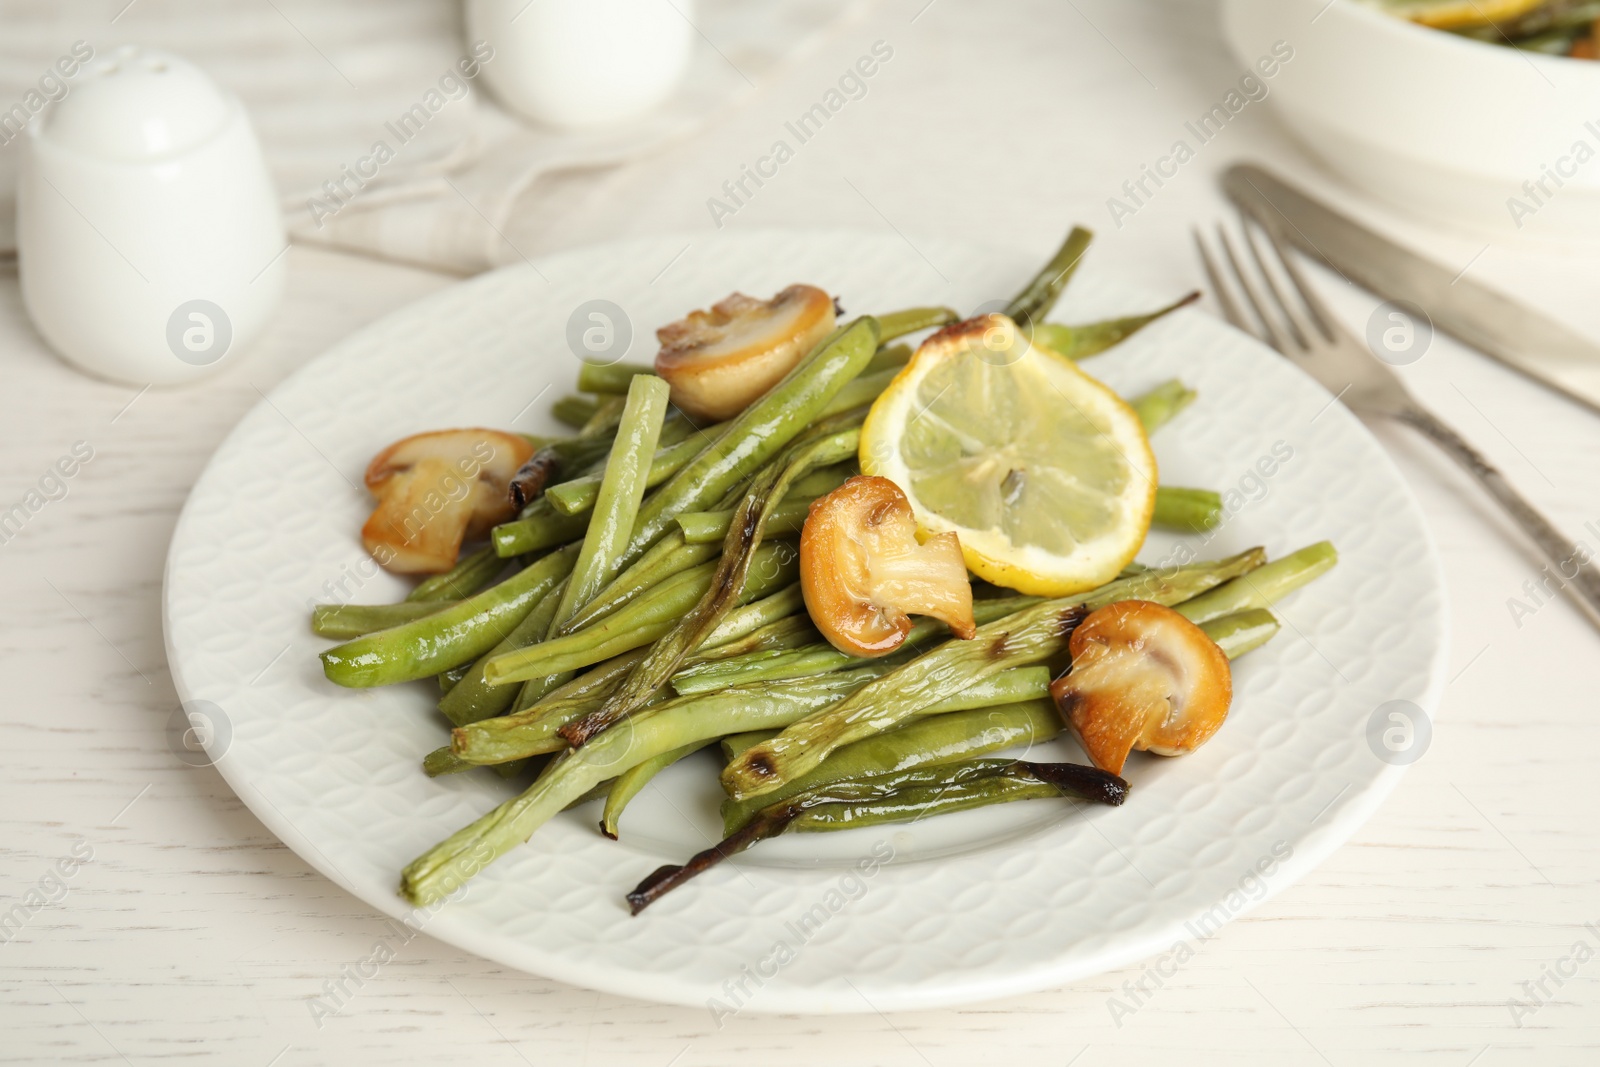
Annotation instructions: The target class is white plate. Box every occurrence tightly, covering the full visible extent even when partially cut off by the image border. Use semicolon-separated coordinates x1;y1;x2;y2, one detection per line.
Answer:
163;230;1449;1014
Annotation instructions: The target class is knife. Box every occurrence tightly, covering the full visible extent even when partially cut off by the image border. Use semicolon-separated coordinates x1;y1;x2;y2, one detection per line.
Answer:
1222;163;1600;418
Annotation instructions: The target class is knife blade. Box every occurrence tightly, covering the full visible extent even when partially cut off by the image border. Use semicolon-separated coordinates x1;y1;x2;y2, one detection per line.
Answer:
1222;162;1600;418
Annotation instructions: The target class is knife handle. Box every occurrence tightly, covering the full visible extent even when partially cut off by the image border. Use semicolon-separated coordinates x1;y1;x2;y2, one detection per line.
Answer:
1399;405;1600;634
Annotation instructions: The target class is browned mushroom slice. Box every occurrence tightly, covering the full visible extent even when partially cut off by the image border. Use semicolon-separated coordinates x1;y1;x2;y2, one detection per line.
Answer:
361;428;534;574
1050;600;1232;775
653;284;836;421
800;475;976;658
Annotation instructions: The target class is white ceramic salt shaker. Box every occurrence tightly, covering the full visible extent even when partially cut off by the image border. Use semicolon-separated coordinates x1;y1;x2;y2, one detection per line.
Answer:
466;0;696;128
18;46;285;386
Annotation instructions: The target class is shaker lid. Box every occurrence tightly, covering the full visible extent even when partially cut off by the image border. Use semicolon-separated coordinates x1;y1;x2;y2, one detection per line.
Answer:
38;46;232;162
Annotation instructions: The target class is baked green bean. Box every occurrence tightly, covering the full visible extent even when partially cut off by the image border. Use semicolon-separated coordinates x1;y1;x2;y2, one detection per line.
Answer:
402;664;1056;903
675;497;813;544
1175;541;1337;625
438;575;568;728
1005;227;1093;326
876;307;958;341
668;594;1043;695
320;545;580;688
452;599;813;766
482;542;798;685
1152;487;1224;533
402;668;891;904
490;497;590;558
720;549;1266;801
311;600;450;640
1031;292;1199;361
721;697;1061;833
550;375;671;629
545;423;731;517
1200;608;1280;659
621;316;880;566
407;545;504;602
628;758;1126;912
863;343;912;376
552;395;599;429
1129;379;1197;434
560;423;863;746
600;740;713;838
576;360;654;394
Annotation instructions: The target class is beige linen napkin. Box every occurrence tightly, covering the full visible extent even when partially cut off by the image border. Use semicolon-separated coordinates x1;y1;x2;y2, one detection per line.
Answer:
0;0;869;273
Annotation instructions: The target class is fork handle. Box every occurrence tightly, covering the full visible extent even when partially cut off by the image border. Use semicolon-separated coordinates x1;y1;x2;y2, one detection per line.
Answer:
1398;405;1600;633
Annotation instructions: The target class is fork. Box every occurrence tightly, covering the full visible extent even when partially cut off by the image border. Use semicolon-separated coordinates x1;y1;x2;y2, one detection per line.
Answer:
1195;215;1600;634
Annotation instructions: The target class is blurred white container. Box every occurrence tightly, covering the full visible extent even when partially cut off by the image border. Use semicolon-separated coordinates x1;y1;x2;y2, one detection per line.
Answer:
1223;0;1600;242
18;45;285;386
466;0;695;128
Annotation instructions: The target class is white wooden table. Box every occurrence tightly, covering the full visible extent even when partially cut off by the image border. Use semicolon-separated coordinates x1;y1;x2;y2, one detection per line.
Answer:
4;1;1599;1063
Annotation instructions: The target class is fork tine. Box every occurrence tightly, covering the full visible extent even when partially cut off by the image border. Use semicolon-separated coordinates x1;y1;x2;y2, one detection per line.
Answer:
1252;218;1340;343
1192;227;1252;335
1240;217;1316;351
1216;224;1295;355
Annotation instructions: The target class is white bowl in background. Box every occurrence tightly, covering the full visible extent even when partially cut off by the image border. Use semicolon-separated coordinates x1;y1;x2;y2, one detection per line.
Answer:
1223;0;1600;242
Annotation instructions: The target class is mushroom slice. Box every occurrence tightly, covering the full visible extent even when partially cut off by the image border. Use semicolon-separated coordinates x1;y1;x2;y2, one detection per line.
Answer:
800;475;976;657
1050;600;1232;775
361;428;534;574
654;284;836;421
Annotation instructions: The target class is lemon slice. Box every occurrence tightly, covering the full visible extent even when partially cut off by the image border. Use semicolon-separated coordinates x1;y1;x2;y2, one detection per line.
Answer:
859;314;1156;597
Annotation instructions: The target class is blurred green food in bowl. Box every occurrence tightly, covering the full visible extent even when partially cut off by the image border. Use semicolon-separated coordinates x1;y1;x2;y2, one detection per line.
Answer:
1364;0;1600;56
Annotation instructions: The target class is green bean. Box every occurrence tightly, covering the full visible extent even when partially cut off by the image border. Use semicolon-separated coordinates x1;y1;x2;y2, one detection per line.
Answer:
1129;379;1197;434
311;600;450;640
552;395;599;429
1175;541;1337;625
877;307;958;341
1152;487;1223;533
482;542;798;685
814;366;897;419
702;611;1281;794
454;650;648;764
545;423;732;517
863;343;912;375
671;461;853;546
407;545;504;602
628;758;1126;912
456;596;811;767
490;498;590;558
1004;227;1093;327
577;360;655;394
438;575;568;727
621;316;880;566
721;696;1061;833
402;663;1055;903
600;740;713;839
402;668;891;905
551;376;671;629
669;595;1043;695
319;545;581;688
560;422;863;747
1200;608;1280;659
720;730;776;760
1031;292;1200;361
423;746;476;777
579;394;627;435
440;664;470;692
720;549;1266;801
557;534;721;633
676;497;812;544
